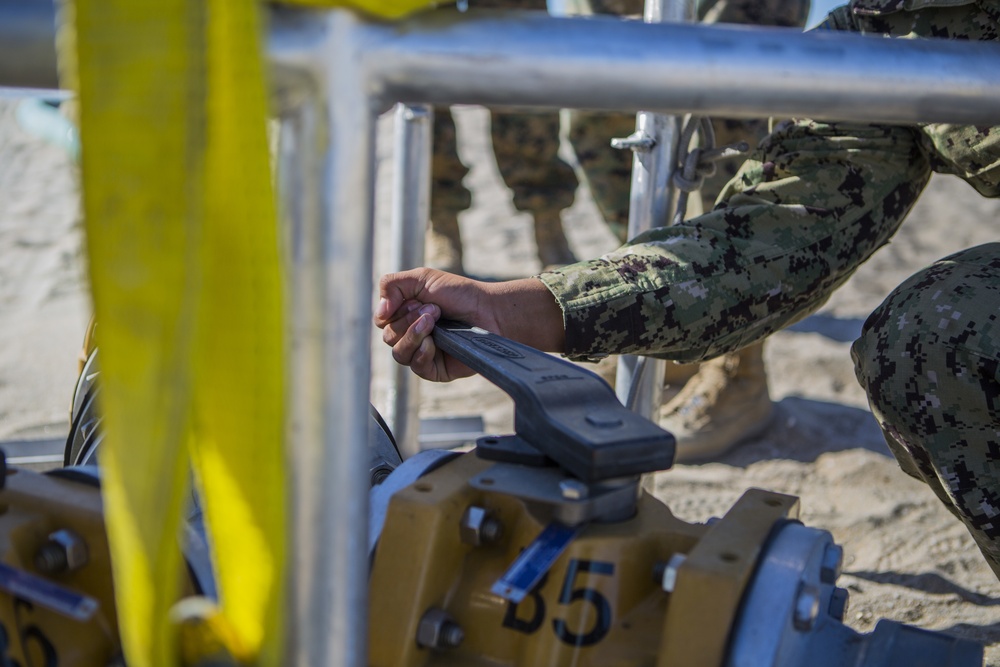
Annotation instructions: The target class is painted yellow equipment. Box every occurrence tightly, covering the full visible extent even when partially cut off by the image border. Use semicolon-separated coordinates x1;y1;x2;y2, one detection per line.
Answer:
6;321;984;666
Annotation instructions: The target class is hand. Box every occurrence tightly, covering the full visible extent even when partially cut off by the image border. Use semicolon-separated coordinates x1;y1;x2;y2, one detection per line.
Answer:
374;268;565;382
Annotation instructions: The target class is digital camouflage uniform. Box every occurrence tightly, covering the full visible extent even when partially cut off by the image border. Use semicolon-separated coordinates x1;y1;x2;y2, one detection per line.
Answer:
539;0;1000;576
570;0;812;240
430;0;577;271
429;0;811;269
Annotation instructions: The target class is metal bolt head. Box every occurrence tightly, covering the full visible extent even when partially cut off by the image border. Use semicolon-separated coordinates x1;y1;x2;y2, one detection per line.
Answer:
35;529;88;574
370;465;393;486
829;587;850;622
416;608;463;649
459;506;503;546
659;553;687;593
820;543;844;584
559;479;589;500
610;130;656;153
793;583;821;631
441;623;464;648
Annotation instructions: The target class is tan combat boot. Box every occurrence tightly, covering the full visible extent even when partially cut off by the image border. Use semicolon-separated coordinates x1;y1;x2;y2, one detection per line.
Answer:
426;212;465;275
533;211;577;270
659;341;773;463
594;357;698;394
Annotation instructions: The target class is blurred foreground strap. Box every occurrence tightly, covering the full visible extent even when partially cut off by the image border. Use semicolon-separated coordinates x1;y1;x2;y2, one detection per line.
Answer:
284;0;452;19
69;0;286;665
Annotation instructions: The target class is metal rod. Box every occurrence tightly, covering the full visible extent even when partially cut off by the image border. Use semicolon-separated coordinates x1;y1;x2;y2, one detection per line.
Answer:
11;6;1000;127
316;14;375;667
277;97;325;667
0;0;60;90
272;9;375;667
614;0;690;418
386;103;433;459
356;11;1000;126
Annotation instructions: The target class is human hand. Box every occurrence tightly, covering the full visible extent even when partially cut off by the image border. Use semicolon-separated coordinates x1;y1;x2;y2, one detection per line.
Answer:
374;268;565;382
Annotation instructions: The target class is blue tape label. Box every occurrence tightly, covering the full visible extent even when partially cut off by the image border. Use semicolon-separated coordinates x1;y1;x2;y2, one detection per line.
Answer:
492;522;579;603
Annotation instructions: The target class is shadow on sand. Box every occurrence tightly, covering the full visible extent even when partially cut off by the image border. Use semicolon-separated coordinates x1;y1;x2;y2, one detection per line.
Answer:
701;395;892;468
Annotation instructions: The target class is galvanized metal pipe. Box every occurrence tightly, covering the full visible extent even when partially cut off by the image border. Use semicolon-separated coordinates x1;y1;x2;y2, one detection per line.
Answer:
0;0;60;90
386;104;433;459
271;9;376;667
358;11;1000;126
614;0;691;418
8;4;1000;127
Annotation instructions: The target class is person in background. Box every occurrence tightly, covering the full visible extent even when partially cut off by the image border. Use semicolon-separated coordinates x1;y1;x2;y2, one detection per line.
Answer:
427;0;811;461
378;1;1000;577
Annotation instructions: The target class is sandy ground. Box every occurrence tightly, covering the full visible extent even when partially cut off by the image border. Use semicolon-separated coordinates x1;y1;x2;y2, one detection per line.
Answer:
4;95;1000;662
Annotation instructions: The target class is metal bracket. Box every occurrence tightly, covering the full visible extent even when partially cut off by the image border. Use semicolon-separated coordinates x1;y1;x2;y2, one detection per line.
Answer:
610;130;656;152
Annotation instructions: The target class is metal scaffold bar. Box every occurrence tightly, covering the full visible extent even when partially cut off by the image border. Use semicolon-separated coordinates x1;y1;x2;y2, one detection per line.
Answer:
614;0;691;420
355;11;1000;126
386;103;433;459
0;0;60;90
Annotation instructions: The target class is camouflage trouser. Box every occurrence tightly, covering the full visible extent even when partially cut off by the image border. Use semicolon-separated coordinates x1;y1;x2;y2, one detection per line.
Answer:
430;0;577;264
571;0;811;241
853;244;1000;579
431;0;811;250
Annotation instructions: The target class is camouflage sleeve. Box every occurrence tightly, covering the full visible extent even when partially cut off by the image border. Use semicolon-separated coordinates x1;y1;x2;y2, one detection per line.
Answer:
538;119;933;362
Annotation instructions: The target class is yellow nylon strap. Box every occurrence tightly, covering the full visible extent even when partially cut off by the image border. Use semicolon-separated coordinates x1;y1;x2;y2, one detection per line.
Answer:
290;0;445;18
70;0;446;665
71;0;285;665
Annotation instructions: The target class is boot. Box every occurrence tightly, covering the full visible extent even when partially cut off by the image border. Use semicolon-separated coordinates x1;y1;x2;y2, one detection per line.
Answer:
426;212;464;275
663;360;699;388
594;357;698;394
533;211;577;270
659;341;773;463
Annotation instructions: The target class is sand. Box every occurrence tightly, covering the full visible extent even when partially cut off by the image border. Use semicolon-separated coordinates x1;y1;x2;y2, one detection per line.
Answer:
4;95;1000;662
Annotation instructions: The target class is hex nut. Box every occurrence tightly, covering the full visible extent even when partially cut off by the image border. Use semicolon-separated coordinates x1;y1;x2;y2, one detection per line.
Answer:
820;543;844;584
459;506;503;546
416;608;464;649
35;528;89;574
829;587;850;621
659;553;687;593
559;479;589;500
793;583;821;631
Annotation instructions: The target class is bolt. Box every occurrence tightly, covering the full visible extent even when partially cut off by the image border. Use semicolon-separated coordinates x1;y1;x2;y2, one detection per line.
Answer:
416;608;464;649
820;543;844;584
585;410;623;428
370;465;393;486
441;623;464;648
35;529;88;574
559;479;589;501
481;517;502;543
459;506;503;546
656;553;687;593
829;587;850;621
611;130;656;153
793;583;821;631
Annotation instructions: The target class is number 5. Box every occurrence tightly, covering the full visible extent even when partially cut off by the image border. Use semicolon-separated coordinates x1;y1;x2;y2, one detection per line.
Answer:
552;559;614;647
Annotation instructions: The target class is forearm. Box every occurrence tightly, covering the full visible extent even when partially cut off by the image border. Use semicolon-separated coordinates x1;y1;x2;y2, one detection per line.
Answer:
484;278;565;352
540;119;932;362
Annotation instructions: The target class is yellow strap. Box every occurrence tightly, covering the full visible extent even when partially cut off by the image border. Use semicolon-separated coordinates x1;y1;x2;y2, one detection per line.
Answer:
69;0;446;665
291;0;445;19
71;0;286;664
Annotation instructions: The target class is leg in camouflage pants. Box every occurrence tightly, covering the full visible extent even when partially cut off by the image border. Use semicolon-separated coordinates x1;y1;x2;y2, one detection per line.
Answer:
427;0;577;274
853;244;1000;578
